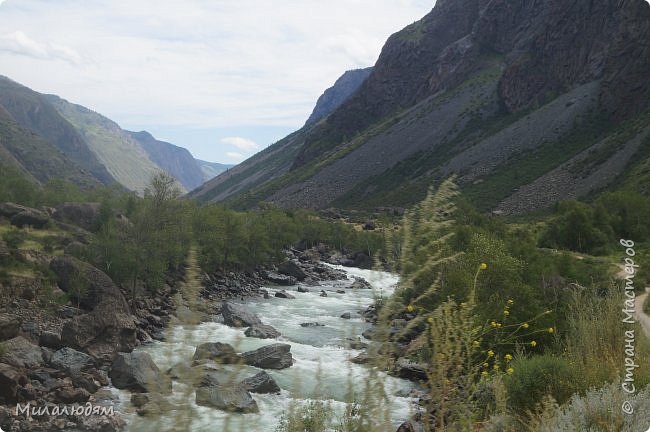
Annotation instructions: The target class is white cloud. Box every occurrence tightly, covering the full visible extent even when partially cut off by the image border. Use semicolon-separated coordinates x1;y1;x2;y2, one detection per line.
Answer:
226;151;244;161
0;0;434;161
0;31;82;64
220;136;260;152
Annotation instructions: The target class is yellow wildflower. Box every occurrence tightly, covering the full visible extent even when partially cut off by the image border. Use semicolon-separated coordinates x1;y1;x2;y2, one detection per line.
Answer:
473;340;480;348
482;371;489;377
507;368;514;375
491;321;497;328
406;305;415;313
503;310;510;316
483;362;489;368
530;340;537;347
487;350;494;357
505;354;513;361
507;299;514;305
496;323;502;328
480;263;487;270
427;317;434;324
522;323;529;329
493;364;500;371
548;327;554;334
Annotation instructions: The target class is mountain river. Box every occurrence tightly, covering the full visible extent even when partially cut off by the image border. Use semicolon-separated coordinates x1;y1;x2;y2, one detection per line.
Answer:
119;265;418;431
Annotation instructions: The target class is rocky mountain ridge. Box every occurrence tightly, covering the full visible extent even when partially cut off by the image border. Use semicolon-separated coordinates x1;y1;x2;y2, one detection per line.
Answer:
192;0;650;213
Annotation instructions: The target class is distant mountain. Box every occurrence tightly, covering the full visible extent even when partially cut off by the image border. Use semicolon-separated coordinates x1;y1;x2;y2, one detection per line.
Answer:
127;131;205;191
44;95;181;193
0;103;101;188
305;67;373;127
0;76;231;194
196;160;234;182
0;76;113;185
192;0;650;214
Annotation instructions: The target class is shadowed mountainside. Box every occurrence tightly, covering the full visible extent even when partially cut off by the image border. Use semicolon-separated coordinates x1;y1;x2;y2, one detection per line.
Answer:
192;0;650;214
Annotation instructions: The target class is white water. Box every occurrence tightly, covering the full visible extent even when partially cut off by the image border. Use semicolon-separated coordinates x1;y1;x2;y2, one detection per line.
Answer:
120;266;418;432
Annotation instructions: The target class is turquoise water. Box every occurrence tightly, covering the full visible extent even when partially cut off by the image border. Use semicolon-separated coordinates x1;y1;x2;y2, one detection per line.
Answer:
120;266;417;432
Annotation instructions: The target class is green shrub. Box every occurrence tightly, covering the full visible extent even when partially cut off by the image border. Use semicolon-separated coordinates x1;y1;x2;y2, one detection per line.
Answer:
275;401;333;432
2;228;27;249
504;354;575;414
537;382;650;432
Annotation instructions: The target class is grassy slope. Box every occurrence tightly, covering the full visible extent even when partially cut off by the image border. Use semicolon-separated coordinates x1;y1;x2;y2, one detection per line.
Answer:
0;106;100;188
0;76;113;185
45;96;162;193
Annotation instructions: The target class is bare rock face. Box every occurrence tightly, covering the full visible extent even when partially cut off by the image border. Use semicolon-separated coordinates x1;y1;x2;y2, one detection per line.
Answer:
109;352;171;394
241;343;293;370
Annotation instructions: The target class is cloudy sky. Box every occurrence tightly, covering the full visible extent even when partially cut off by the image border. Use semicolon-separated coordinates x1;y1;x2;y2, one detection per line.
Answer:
0;0;433;163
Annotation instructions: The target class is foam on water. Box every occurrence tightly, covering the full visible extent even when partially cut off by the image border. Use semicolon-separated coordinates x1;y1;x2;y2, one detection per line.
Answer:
121;265;417;431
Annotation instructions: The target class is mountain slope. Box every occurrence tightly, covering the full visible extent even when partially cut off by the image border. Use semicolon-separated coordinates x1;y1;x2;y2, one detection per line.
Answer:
193;0;650;213
44;95;169;194
0;76;114;185
196;160;234;182
0;104;101;187
305;67;373;127
127;131;205;191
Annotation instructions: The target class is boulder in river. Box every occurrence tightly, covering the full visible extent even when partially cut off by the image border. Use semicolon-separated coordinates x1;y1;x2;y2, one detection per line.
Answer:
340;312;351;319
350;277;372;290
274;290;295;299
277;261;306;281
300;322;324;327
240;371;280;394
195;386;259;413
297;286;310;293
320;290;328;297
244;324;281;339
109;352;171;393
221;302;262;327
241;343;293;369
192;342;239;364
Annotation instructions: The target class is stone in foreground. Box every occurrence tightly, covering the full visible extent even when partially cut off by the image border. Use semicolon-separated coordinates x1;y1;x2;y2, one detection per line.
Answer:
221;302;262;327
195;386;259;413
109;352;171;393
192;342;239;364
